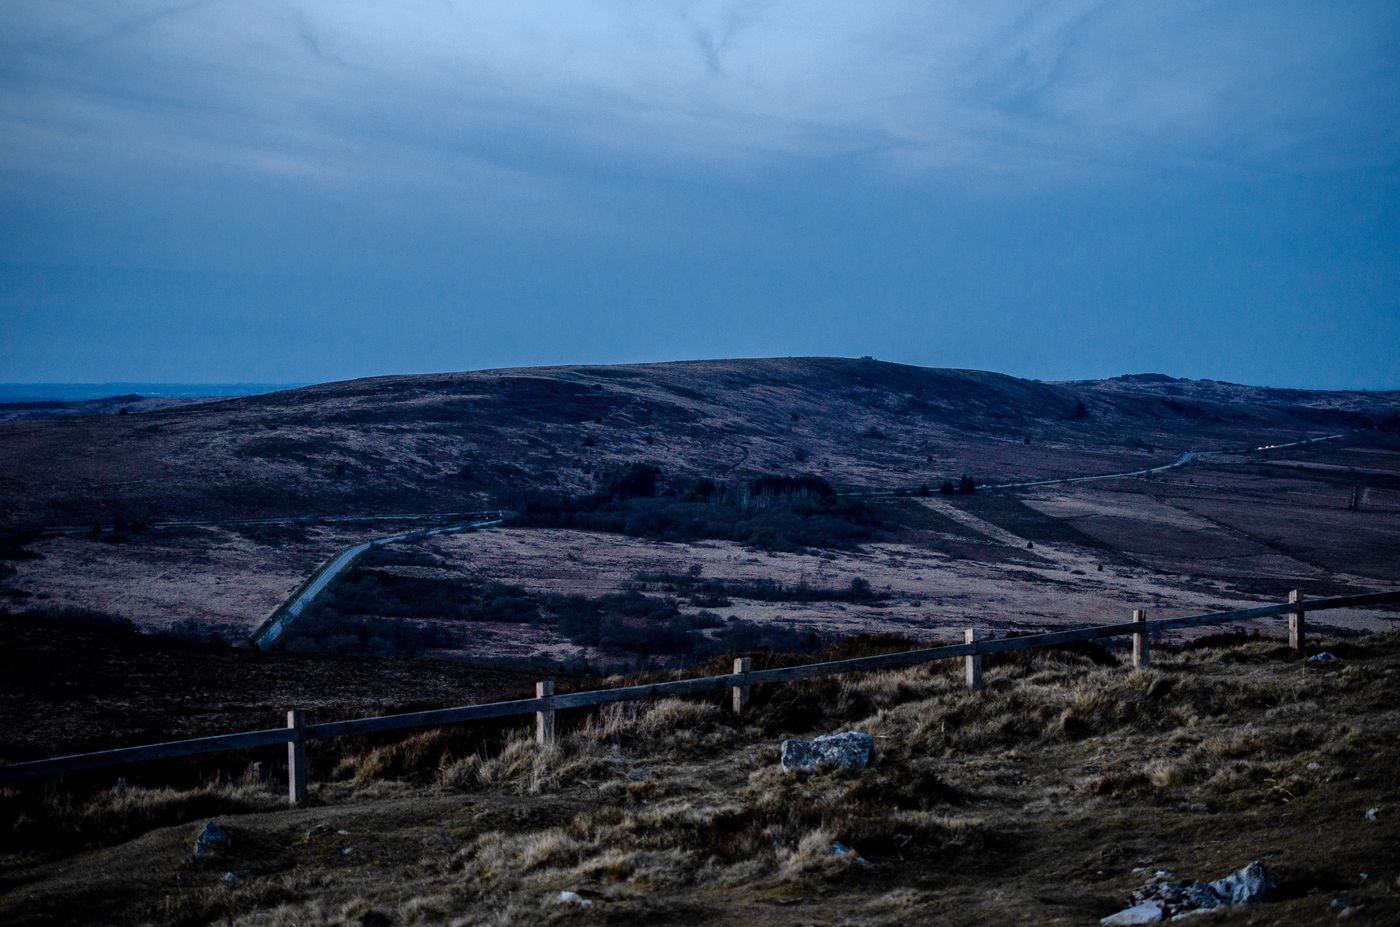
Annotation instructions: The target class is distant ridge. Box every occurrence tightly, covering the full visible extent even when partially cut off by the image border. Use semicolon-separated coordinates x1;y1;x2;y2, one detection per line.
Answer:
0;383;305;403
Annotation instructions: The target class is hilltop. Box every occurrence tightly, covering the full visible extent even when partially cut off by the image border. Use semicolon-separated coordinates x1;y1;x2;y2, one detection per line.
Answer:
1;357;1395;530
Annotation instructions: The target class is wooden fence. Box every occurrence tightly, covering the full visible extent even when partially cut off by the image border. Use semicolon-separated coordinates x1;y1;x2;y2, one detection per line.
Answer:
2;588;1397;802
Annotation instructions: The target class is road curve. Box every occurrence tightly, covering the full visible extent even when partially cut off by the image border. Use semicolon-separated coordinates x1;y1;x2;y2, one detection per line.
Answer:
978;432;1346;492
251;515;505;649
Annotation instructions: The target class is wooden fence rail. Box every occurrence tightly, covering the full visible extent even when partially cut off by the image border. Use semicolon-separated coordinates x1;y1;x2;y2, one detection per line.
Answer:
3;588;1397;801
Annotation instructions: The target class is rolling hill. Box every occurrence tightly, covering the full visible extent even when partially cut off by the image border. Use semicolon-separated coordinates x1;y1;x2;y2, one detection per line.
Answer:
1;358;1396;531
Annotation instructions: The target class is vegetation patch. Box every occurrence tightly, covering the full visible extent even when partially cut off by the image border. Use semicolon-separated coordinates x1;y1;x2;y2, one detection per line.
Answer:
630;569;884;606
508;465;882;552
282;543;827;664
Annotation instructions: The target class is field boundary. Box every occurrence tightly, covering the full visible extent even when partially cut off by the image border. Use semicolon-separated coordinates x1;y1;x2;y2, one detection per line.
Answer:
3;588;1397;795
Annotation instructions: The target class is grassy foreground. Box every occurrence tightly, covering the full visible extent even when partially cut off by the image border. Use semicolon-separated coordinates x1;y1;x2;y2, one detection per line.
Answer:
2;633;1399;925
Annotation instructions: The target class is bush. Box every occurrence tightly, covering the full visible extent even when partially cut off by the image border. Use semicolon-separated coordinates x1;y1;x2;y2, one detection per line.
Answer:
632;572;888;605
509;470;878;553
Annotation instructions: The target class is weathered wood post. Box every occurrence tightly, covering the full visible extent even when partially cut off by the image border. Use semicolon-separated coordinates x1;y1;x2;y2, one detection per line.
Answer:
535;681;555;747
1289;589;1305;652
1131;609;1149;670
964;628;982;691
286;709;308;806
732;657;752;716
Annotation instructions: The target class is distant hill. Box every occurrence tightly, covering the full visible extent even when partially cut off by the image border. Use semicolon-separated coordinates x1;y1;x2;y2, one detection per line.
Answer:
1;357;1395;528
0;384;305;423
0;383;302;403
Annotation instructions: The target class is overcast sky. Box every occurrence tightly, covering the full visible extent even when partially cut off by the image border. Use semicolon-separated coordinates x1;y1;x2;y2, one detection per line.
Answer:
2;1;1398;388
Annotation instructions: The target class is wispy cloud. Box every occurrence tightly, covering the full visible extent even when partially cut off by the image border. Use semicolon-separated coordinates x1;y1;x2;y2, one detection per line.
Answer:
2;0;1395;201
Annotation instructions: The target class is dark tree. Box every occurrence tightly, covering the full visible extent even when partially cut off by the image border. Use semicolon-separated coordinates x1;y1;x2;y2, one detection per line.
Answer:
958;475;976;494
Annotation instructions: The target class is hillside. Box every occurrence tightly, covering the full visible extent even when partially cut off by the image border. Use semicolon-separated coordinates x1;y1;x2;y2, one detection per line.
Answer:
2;358;1395;530
2;630;1398;925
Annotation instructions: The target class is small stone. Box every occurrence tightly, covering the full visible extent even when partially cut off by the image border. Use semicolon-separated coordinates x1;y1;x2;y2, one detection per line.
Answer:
1101;902;1164;925
1306;651;1339;664
780;731;874;772
306;823;332;839
222;871;238;883
1364;807;1378;822
193;821;230;860
831;841;870;865
555;891;592;907
340;846;354;856
1307;762;1322;770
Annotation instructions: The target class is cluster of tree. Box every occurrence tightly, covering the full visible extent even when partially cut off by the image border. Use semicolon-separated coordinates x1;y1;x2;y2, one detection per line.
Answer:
917;475;978;495
508;465;879;552
87;516;150;543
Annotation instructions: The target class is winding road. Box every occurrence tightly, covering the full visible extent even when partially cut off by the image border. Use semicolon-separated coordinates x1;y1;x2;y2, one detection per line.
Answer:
977;432;1345;492
251;515;505;649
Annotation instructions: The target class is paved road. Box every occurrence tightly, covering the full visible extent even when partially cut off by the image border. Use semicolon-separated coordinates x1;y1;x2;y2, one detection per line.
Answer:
251;516;505;649
979;432;1346;492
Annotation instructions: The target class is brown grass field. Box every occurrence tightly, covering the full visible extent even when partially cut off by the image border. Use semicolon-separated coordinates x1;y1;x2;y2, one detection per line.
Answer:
1;360;1398;924
2;632;1398;925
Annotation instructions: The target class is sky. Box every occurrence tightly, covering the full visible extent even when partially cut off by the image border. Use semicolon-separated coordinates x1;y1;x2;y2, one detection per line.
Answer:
1;1;1398;389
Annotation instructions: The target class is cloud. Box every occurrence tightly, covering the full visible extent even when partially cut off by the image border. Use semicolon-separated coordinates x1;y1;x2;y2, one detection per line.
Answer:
1;1;1396;202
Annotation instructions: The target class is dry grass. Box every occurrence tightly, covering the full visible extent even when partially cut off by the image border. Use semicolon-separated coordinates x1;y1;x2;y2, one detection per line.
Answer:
0;780;283;857
4;632;1400;925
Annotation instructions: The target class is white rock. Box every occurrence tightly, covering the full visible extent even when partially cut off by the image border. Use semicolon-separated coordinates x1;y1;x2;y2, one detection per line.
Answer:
222;871;238;883
1101;902;1164;925
1364;807;1379;821
780;731;874;772
1306;651;1339;664
1207;861;1274;904
555;891;592;907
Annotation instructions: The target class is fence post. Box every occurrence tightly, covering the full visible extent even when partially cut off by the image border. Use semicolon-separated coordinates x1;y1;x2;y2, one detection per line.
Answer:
964;628;982;691
1131;609;1149;669
286;710;307;806
1289;589;1305;652
535;681;555;747
732;657;752;716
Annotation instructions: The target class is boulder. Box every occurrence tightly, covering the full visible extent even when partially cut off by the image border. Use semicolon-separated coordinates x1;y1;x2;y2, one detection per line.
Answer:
1107;860;1275;923
1100;902;1164;925
1306;652;1339;664
1208;860;1275;905
780;732;873;772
